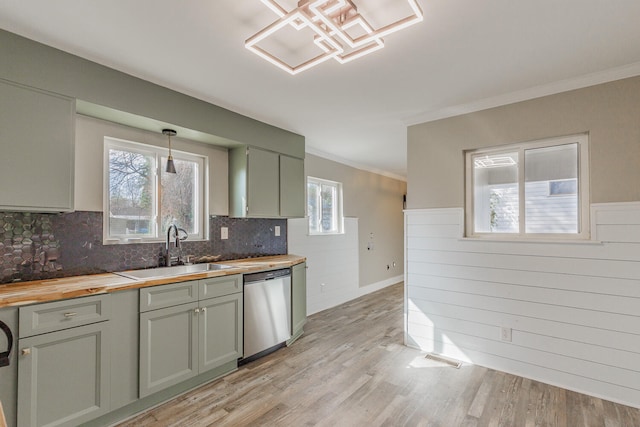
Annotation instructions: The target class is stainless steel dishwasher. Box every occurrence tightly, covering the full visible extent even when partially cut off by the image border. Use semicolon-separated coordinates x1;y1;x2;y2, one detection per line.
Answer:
242;268;291;362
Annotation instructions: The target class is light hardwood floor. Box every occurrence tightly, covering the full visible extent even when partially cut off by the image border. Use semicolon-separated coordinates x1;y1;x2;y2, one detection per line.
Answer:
119;283;640;426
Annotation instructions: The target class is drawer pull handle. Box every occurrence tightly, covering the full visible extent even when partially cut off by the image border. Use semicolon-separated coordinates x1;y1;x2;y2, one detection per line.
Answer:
194;308;200;314
63;312;77;318
201;307;206;313
21;348;31;356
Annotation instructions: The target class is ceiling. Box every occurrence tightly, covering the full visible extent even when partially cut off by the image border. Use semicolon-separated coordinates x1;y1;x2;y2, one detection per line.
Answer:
2;0;640;180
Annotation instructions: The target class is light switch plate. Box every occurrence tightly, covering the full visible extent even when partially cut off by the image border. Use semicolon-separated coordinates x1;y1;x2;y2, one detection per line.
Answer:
275;226;281;237
221;227;228;240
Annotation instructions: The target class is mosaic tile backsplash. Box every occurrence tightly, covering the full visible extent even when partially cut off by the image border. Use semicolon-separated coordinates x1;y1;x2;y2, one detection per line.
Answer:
0;211;287;284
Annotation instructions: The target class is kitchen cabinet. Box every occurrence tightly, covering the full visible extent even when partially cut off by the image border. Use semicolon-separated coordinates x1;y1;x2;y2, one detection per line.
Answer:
139;301;199;397
17;296;111;427
289;262;307;345
229;146;304;218
0;259;304;427
109;290;139;411
139;275;242;397
0;79;74;212
280;155;305;218
199;292;243;372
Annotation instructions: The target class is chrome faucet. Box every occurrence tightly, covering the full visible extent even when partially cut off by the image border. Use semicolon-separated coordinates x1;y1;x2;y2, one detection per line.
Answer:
165;224;181;267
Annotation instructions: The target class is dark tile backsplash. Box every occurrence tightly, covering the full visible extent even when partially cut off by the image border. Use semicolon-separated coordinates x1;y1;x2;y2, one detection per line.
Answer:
0;211;287;284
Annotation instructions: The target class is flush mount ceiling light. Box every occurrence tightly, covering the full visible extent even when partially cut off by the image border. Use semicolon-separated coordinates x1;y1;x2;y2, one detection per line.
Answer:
162;129;177;174
246;0;424;75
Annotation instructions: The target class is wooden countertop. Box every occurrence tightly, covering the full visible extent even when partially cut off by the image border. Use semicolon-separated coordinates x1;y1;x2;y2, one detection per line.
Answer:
0;254;306;308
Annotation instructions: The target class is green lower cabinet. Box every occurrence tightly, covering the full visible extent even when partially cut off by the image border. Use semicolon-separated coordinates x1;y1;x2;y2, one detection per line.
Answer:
289;262;307;345
139;281;244;398
199;293;243;373
139;302;199;398
17;322;111;427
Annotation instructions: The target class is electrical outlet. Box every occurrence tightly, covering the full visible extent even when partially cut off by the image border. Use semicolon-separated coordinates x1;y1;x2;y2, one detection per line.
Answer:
500;327;512;342
221;227;228;240
275;225;281;237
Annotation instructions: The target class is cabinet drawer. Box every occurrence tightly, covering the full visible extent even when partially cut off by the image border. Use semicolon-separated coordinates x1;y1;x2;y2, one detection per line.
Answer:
19;295;111;338
200;274;242;300
140;281;199;312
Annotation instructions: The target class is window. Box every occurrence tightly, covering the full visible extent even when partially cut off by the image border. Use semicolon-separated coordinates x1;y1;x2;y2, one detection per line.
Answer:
307;176;344;234
465;134;589;239
104;137;207;243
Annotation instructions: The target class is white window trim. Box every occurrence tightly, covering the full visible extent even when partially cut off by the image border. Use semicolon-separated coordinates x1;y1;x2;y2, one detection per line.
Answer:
103;136;208;244
307;176;344;235
464;133;590;240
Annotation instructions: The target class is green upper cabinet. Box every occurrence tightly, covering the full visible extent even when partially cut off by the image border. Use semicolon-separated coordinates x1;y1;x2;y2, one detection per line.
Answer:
0;79;74;212
229;146;304;218
280;155;305;218
246;147;280;217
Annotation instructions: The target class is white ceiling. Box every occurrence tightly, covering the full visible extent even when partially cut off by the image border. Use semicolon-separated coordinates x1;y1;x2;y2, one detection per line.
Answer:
2;0;640;180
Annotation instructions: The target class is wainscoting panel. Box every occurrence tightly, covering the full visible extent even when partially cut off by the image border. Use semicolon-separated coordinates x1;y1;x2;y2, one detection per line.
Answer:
288;217;359;315
405;204;640;408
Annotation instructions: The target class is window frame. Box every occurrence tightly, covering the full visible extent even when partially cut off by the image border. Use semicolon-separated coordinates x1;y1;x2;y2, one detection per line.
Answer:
464;134;590;240
307;176;344;235
103;136;208;244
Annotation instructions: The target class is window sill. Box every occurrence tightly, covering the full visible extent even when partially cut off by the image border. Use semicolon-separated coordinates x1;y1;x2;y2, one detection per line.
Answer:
459;236;603;245
308;232;345;236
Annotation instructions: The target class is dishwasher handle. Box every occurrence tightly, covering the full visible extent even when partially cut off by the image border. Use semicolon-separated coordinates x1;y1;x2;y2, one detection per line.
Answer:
244;268;291;283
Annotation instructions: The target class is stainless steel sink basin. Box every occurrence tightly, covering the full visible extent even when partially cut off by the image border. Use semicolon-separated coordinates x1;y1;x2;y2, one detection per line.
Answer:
115;263;237;280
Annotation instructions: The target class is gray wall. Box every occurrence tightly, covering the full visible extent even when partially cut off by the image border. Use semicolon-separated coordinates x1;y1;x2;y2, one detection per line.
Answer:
407;76;640;208
305;154;406;287
0;29;304;158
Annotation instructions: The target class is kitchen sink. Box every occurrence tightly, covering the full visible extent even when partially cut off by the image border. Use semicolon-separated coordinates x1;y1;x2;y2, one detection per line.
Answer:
115;263;237;280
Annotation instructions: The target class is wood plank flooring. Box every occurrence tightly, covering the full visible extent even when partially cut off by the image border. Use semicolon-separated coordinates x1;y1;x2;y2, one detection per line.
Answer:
118;283;640;426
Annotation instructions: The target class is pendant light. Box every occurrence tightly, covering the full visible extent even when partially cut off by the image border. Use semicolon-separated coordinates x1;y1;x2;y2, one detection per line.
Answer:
162;129;177;174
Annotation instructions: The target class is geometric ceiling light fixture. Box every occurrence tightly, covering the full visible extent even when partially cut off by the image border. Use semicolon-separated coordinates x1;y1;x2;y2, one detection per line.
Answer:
245;0;424;75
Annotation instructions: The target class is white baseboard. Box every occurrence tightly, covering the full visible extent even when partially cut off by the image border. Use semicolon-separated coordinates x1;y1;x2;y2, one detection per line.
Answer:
356;275;403;298
309;275;403;315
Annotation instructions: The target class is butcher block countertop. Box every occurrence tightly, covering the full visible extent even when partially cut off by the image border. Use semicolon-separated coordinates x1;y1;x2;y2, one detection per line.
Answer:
0;254;306;308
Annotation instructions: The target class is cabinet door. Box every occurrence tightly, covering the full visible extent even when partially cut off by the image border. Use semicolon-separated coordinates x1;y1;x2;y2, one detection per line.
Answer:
109;290;139;411
139;302;199;397
279;155;305;218
291;262;307;339
247;147;280;217
199;293;243;373
17;322;110;427
0;79;74;212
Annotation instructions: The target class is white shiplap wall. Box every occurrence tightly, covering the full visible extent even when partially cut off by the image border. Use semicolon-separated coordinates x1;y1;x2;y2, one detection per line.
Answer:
288;217;359;315
289;217;403;315
405;203;640;408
